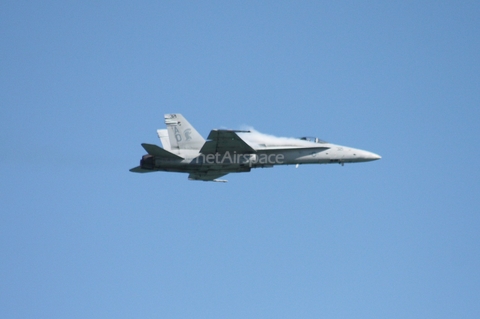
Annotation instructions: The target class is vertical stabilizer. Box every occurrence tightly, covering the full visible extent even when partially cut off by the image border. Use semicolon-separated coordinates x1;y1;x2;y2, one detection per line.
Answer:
164;114;205;150
157;129;171;150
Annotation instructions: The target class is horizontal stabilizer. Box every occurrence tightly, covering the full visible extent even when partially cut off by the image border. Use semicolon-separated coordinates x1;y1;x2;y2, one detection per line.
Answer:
129;166;155;173
141;143;184;159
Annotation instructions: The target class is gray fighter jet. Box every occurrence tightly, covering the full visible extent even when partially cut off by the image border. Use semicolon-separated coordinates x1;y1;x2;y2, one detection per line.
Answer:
130;114;381;182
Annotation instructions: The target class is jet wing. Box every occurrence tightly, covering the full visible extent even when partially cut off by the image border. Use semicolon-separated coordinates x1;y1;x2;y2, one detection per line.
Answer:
200;130;255;154
188;171;229;182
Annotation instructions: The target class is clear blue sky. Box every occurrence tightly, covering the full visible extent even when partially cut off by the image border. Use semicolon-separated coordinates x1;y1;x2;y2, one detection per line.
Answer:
1;1;479;318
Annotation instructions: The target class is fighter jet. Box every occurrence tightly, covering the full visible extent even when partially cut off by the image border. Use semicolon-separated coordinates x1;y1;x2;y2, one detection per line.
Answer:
130;114;381;182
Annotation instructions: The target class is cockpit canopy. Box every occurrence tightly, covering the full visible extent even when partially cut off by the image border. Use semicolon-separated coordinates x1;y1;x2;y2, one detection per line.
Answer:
299;136;327;144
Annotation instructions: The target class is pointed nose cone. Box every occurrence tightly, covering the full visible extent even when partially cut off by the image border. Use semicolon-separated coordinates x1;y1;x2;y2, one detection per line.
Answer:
346;148;381;163
367;152;381;161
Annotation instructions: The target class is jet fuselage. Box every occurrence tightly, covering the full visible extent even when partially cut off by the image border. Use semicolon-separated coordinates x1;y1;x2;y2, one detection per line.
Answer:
131;114;381;182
